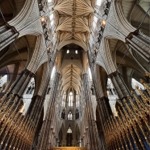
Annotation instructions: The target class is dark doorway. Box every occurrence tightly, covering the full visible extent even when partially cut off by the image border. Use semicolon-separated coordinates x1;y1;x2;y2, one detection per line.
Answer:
66;133;72;146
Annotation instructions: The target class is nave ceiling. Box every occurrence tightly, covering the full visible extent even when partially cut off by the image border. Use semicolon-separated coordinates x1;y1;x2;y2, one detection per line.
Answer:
54;0;94;48
53;0;95;94
55;44;85;95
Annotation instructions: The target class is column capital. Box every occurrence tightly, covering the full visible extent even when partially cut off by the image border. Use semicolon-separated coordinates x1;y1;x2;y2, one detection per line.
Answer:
23;68;35;77
108;71;120;77
125;29;139;40
96;96;108;102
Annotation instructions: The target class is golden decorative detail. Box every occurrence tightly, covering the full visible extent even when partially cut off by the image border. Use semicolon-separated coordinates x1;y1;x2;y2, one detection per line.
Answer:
105;86;150;149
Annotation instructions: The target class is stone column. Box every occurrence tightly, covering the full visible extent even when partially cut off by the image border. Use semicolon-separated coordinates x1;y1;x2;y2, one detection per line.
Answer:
36;72;60;150
0;69;33;118
61;131;67;146
87;50;107;150
109;71;130;99
0;24;19;51
72;123;76;146
0;70;34;150
91;53;113;148
7;69;33;95
82;73;102;150
126;31;150;63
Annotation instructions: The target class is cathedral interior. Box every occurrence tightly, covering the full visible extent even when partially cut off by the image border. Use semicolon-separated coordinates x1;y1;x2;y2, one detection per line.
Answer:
0;0;150;150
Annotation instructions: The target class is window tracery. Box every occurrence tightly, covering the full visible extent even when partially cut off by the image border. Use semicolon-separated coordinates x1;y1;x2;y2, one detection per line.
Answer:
68;111;73;120
68;92;73;107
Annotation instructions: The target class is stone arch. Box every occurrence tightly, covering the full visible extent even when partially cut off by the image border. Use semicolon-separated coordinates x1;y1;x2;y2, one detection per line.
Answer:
106;38;145;73
105;37;148;89
103;0;136;42
57;40;87;51
120;0;150;36
0;34;38;92
0;0;26;25
0;35;35;69
8;0;38;30
96;37;117;75
26;35;48;73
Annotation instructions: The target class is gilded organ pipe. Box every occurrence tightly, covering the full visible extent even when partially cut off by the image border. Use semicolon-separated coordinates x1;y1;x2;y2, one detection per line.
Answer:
105;82;150;150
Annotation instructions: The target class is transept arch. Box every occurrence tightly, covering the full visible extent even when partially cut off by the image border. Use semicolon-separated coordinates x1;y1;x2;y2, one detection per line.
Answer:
57;40;87;52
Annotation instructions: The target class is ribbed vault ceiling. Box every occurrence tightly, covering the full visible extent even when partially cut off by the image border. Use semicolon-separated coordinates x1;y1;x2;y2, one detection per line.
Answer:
54;0;94;93
54;0;94;45
61;64;81;93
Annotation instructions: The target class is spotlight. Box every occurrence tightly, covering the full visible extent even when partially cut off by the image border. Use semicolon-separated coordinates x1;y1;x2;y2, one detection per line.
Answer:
101;20;106;26
41;17;46;23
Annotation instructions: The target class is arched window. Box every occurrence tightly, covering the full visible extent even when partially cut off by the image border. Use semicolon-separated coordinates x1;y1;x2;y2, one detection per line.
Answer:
68;92;73;107
68;111;73;120
67;127;72;133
